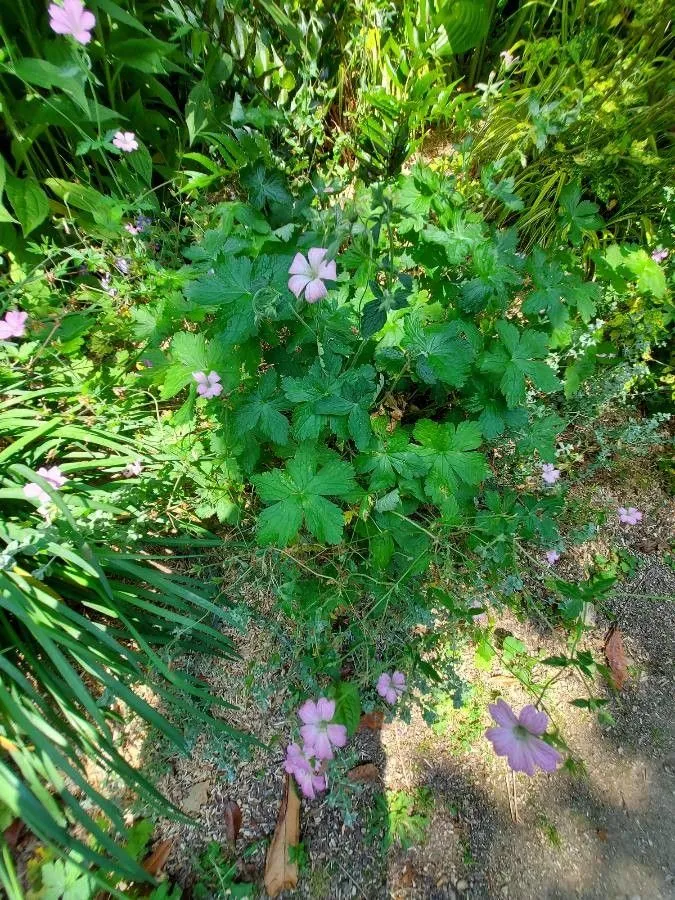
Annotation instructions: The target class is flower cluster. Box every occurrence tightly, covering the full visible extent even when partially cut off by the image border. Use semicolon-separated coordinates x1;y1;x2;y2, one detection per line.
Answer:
285;698;347;799
124;214;152;235
545;549;561;565
485;699;562;776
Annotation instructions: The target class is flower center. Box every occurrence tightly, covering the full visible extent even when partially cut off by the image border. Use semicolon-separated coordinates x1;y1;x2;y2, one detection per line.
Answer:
513;724;531;740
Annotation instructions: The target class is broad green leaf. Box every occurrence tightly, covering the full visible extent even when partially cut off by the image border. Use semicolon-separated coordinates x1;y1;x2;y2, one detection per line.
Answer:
332;681;361;736
403;317;474;388
5;177;49;237
356;423;429;491
241;164;291;209
185;80;214;145
557;182;603;245
235;371;289;444
435;0;491;55
12;58;88;113
480;321;560;407
413;419;488;503
252;446;356;546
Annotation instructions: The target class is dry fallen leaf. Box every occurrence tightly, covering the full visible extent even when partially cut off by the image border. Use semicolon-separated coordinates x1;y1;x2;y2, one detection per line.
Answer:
347;763;381;783
3;819;25;849
605;626;629;690
264;775;300;898
357;711;384;732
224;799;242;844
182;780;211;814
142;839;173;877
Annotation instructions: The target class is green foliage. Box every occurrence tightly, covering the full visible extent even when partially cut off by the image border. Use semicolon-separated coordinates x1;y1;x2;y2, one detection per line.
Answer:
374;787;434;851
191;842;255;900
0;0;671;892
0;369;247;885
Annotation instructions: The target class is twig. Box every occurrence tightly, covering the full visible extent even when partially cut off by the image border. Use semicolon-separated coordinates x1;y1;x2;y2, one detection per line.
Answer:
335;857;369;899
506;768;519;824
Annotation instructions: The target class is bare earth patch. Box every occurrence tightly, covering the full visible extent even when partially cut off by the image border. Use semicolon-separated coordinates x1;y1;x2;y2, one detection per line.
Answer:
149;545;674;899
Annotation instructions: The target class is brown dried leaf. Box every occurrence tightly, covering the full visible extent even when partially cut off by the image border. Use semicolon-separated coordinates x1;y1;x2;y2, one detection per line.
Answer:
142;839;173;877
347;763;381;783
182;780;210;814
3;819;25;850
605;627;629;690
224;800;242;844
264;775;300;898
357;711;384;732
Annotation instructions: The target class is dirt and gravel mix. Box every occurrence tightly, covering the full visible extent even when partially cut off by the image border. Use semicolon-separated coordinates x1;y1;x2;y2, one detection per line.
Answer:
150;497;674;900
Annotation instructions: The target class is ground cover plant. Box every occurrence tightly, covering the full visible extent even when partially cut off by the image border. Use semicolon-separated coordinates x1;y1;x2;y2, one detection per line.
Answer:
0;0;673;897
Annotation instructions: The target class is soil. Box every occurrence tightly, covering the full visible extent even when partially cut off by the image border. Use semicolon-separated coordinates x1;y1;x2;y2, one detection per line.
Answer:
150;500;675;900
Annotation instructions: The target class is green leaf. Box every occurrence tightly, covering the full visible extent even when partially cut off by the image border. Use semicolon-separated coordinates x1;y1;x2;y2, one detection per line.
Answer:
110;37;175;74
412;419;488;503
557;182;603;245
257;498;304;545
235;371;289;445
252;446;356;546
524;250;600;328
283;359;376;448
356;423;429;491
5;177;49;237
403;317;474;388
435;0;491;55
332;682;361;736
185;81;214;146
170;332;208;370
12;58;88;113
516;413;565;460
480;321;560;407
92;0;154;35
474;637;495;671
242;164;291;209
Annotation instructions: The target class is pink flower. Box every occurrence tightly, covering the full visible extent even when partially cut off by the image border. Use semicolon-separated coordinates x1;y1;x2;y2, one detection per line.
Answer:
112;131;138;153
485;699;562;776
651;249;668;263
23;482;50;507
37;466;67;489
377;671;406;705
0;310;28;340
123;460;143;477
545;549;560;565
618;506;642;525
541;463;561;485
284;743;326;799
48;0;95;44
192;371;222;399
297;697;347;760
288;248;337;303
124;223;140;235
